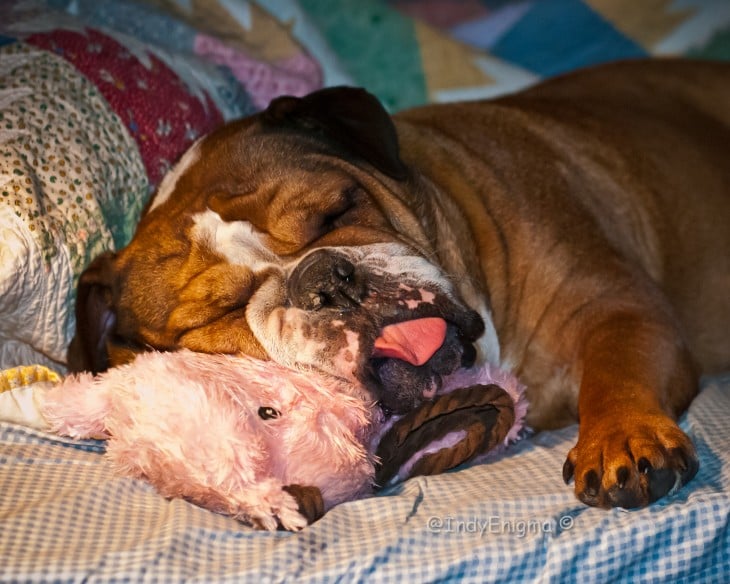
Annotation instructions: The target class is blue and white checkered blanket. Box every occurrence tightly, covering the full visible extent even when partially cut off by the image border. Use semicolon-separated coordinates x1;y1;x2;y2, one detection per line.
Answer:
1;374;728;583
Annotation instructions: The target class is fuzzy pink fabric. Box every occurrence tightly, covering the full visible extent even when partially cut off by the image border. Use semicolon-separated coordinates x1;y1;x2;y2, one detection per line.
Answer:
42;350;379;531
42;351;527;530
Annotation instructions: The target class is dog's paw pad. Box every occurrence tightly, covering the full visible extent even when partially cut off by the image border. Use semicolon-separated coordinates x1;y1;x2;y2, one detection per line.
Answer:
564;414;698;508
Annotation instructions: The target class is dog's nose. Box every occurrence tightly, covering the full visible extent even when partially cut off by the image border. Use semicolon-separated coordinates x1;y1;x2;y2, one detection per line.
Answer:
288;250;366;310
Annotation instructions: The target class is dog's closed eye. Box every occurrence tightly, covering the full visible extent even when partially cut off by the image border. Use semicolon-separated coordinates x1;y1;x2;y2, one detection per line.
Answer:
319;186;359;232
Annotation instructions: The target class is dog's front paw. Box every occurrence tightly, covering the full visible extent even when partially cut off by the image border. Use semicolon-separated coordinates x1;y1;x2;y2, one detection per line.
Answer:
562;414;698;508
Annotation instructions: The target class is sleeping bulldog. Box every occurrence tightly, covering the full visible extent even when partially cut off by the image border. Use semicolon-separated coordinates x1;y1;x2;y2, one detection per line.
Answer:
68;59;730;509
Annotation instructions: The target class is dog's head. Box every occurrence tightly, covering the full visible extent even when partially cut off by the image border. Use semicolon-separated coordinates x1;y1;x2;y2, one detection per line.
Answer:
69;87;492;414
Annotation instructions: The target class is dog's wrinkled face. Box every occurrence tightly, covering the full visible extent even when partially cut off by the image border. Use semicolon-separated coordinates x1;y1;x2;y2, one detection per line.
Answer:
248;242;484;413
196;225;484;412
69;87;487;414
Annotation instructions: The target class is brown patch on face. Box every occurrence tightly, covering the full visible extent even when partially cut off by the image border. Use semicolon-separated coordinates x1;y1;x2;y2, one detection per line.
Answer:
208;161;404;256
107;212;269;362
176;309;268;358
168;262;255;333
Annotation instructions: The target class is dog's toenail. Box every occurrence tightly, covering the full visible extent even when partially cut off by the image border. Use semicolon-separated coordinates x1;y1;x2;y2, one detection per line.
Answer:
616;466;630;489
563;459;575;484
584;470;600;496
668;447;688;472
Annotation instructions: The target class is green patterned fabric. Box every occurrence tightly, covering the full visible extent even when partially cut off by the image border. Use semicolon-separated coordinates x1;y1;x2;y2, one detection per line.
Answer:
688;25;730;60
299;0;427;111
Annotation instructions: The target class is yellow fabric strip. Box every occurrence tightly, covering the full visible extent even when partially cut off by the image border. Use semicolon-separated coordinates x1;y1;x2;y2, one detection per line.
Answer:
0;365;61;393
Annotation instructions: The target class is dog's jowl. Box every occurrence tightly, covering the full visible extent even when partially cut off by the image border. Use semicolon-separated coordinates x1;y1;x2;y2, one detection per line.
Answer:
69;60;730;509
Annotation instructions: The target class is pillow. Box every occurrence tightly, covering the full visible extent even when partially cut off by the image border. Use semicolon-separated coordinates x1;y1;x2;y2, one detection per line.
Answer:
0;42;149;370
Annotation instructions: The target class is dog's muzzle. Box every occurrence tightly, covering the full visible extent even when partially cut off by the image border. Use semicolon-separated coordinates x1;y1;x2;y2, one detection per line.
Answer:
287;249;366;311
286;248;485;414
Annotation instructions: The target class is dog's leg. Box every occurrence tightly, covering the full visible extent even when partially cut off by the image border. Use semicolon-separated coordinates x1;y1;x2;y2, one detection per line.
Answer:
563;312;699;508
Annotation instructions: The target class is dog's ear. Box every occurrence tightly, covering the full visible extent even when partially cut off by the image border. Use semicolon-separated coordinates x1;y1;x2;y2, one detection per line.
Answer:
67;251;118;373
264;87;407;180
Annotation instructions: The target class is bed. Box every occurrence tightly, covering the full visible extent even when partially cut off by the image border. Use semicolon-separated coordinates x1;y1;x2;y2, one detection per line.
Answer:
1;1;729;581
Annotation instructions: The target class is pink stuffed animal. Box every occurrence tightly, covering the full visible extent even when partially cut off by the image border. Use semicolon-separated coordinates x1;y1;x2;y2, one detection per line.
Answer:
42;350;526;531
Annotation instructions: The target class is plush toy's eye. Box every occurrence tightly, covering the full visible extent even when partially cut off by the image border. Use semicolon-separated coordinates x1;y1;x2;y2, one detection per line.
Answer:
258;406;281;420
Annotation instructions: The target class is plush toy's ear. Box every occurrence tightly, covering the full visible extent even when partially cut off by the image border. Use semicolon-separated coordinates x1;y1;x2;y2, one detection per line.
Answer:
264;87;408;180
67;252;118;374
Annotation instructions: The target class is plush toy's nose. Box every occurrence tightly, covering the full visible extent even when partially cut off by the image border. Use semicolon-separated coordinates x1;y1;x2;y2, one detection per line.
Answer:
287;250;366;310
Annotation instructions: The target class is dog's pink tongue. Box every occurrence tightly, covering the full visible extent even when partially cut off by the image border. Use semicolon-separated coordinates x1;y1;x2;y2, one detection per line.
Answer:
373;317;447;366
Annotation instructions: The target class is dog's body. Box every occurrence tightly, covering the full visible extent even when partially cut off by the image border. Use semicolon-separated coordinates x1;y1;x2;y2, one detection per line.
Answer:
70;59;730;508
